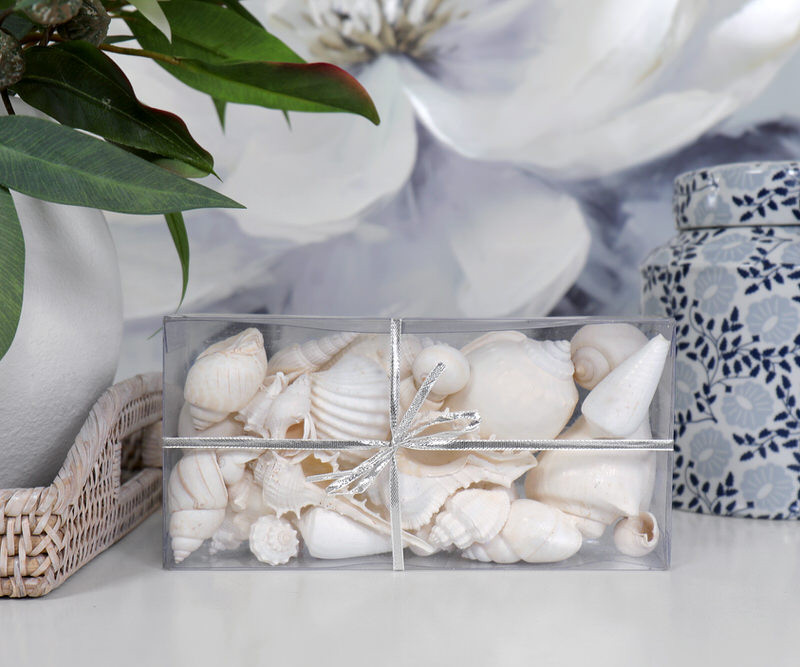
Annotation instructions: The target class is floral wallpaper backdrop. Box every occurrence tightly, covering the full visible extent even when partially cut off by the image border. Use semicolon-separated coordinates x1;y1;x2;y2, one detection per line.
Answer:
108;0;800;378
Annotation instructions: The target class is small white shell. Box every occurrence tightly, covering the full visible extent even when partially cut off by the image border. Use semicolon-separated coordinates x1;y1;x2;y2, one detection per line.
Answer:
460;330;527;356
571;323;649;389
267;331;359;380
253;452;325;519
613;511;660;557
462;499;582;564
446;335;578;439
412;343;470;400
236;373;286;436
263;374;315;439
249;515;299;565
310;353;390;441
177;402;244;438
298;507;392;559
184;328;267;430
428;488;510;550
210;510;248;553
168;452;228;563
581;334;669;437
336;333;422;380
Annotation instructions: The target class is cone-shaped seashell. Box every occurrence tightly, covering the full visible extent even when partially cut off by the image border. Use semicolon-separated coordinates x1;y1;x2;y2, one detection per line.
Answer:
570;323;649;389
184;328;268;430
581;334;669;438
310;353;390;441
263;373;315;439
614;511;660;557
178;402;244;438
428;488;511;550
557;415;653;441
168;452;228;563
462;499;582;564
267;331;359;381
249;515;299;565
299;507;392;559
236;374;286;436
378;450;536;530
524;450;657;538
446;336;578;439
412;343;470;401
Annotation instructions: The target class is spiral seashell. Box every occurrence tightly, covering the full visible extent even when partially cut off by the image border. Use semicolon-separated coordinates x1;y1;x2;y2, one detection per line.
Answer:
335;333;422;380
262;374;315;439
570;323;648;389
613;511;660;557
217;450;260;486
581;334;669;438
445;335;578;439
249;515;300;565
267;331;359;380
184;328;267;430
460;330;527;356
428;488;510;550
210;510;248;554
177;402;244;438
253;452;325;519
462;499;582;564
309;353;390;440
236;373;286;436
412;343;470;401
168;452;228;563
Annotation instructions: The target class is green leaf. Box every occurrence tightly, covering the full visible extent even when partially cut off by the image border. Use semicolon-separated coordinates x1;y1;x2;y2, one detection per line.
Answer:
13;42;214;176
0;116;243;214
2;13;33;40
0;187;24;361
212;97;226;129
128;0;171;39
103;35;138;45
164;211;189;309
130;0;304;65
192;0;264;27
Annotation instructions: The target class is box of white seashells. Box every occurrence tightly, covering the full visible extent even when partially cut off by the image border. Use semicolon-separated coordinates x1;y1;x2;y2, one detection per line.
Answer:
163;316;675;571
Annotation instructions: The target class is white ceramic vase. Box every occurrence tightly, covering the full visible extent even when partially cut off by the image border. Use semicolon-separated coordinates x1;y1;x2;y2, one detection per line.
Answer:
0;192;123;488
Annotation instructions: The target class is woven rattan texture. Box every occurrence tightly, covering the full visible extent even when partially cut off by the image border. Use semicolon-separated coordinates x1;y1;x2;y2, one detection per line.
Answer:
0;373;162;598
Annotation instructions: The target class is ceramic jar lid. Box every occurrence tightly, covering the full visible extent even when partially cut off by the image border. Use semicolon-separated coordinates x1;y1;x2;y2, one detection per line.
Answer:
673;161;800;231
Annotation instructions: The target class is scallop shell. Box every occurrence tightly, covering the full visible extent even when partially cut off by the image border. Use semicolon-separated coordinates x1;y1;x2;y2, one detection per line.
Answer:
168;452;228;563
581;334;669;438
266;331;359;380
570;323;648;389
249;515;299;565
310;353;390;441
613;511;660;557
462;499;583;564
411;343;470;401
428;488;511;550
445;335;578;439
236;373;286;436
184;328;267;430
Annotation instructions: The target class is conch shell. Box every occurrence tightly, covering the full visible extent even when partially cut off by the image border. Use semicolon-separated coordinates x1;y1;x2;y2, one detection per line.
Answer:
249;515;299;565
570;323;648;389
236;373;286;436
613;511;660;557
266;331;359;380
168;452;228;563
310;353;390;441
184;328;267;430
177;402;244;438
298;507;392;559
462;499;582;564
249;374;315;439
428;488;511;550
446;334;578;439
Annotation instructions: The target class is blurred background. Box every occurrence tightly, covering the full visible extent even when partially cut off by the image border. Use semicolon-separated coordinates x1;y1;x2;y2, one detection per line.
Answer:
109;0;800;379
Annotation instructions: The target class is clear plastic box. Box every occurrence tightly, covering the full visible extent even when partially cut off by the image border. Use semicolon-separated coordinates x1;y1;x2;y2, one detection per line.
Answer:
163;316;674;571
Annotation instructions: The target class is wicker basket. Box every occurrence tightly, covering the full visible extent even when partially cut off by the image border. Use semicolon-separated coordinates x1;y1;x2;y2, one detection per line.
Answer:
0;373;162;598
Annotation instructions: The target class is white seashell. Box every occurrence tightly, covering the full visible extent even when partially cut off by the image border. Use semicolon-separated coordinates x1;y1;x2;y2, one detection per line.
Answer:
249;515;299;565
266;331;359;380
376;449;536;530
184;328;268;430
397;375;444;420
412;343;470;401
428;488;510;550
177;402;244;438
210;510;247;553
462;499;582;564
263;373;315;439
446;335;578;439
571;323;648;389
310;353;390;441
168;452;228;563
217;450;260;486
335;333;422;380
236;373;286;436
460;330;527;356
613;511;660;557
524;449;657;538
253;452;326;518
298;507;391;559
557;415;653;441
581;334;670;438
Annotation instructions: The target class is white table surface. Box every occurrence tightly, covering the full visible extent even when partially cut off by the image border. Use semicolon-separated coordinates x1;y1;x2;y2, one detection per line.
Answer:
3;510;798;666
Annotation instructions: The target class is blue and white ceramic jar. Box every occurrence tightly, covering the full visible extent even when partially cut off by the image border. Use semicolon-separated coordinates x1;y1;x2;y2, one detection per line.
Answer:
642;161;800;519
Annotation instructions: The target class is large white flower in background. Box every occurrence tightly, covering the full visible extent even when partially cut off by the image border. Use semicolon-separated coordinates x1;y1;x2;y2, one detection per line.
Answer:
109;0;800;376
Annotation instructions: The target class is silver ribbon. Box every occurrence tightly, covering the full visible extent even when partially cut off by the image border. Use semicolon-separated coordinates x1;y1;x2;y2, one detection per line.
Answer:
163;317;674;571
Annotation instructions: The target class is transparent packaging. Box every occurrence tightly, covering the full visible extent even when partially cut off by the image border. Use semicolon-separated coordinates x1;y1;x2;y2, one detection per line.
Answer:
163;316;675;571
